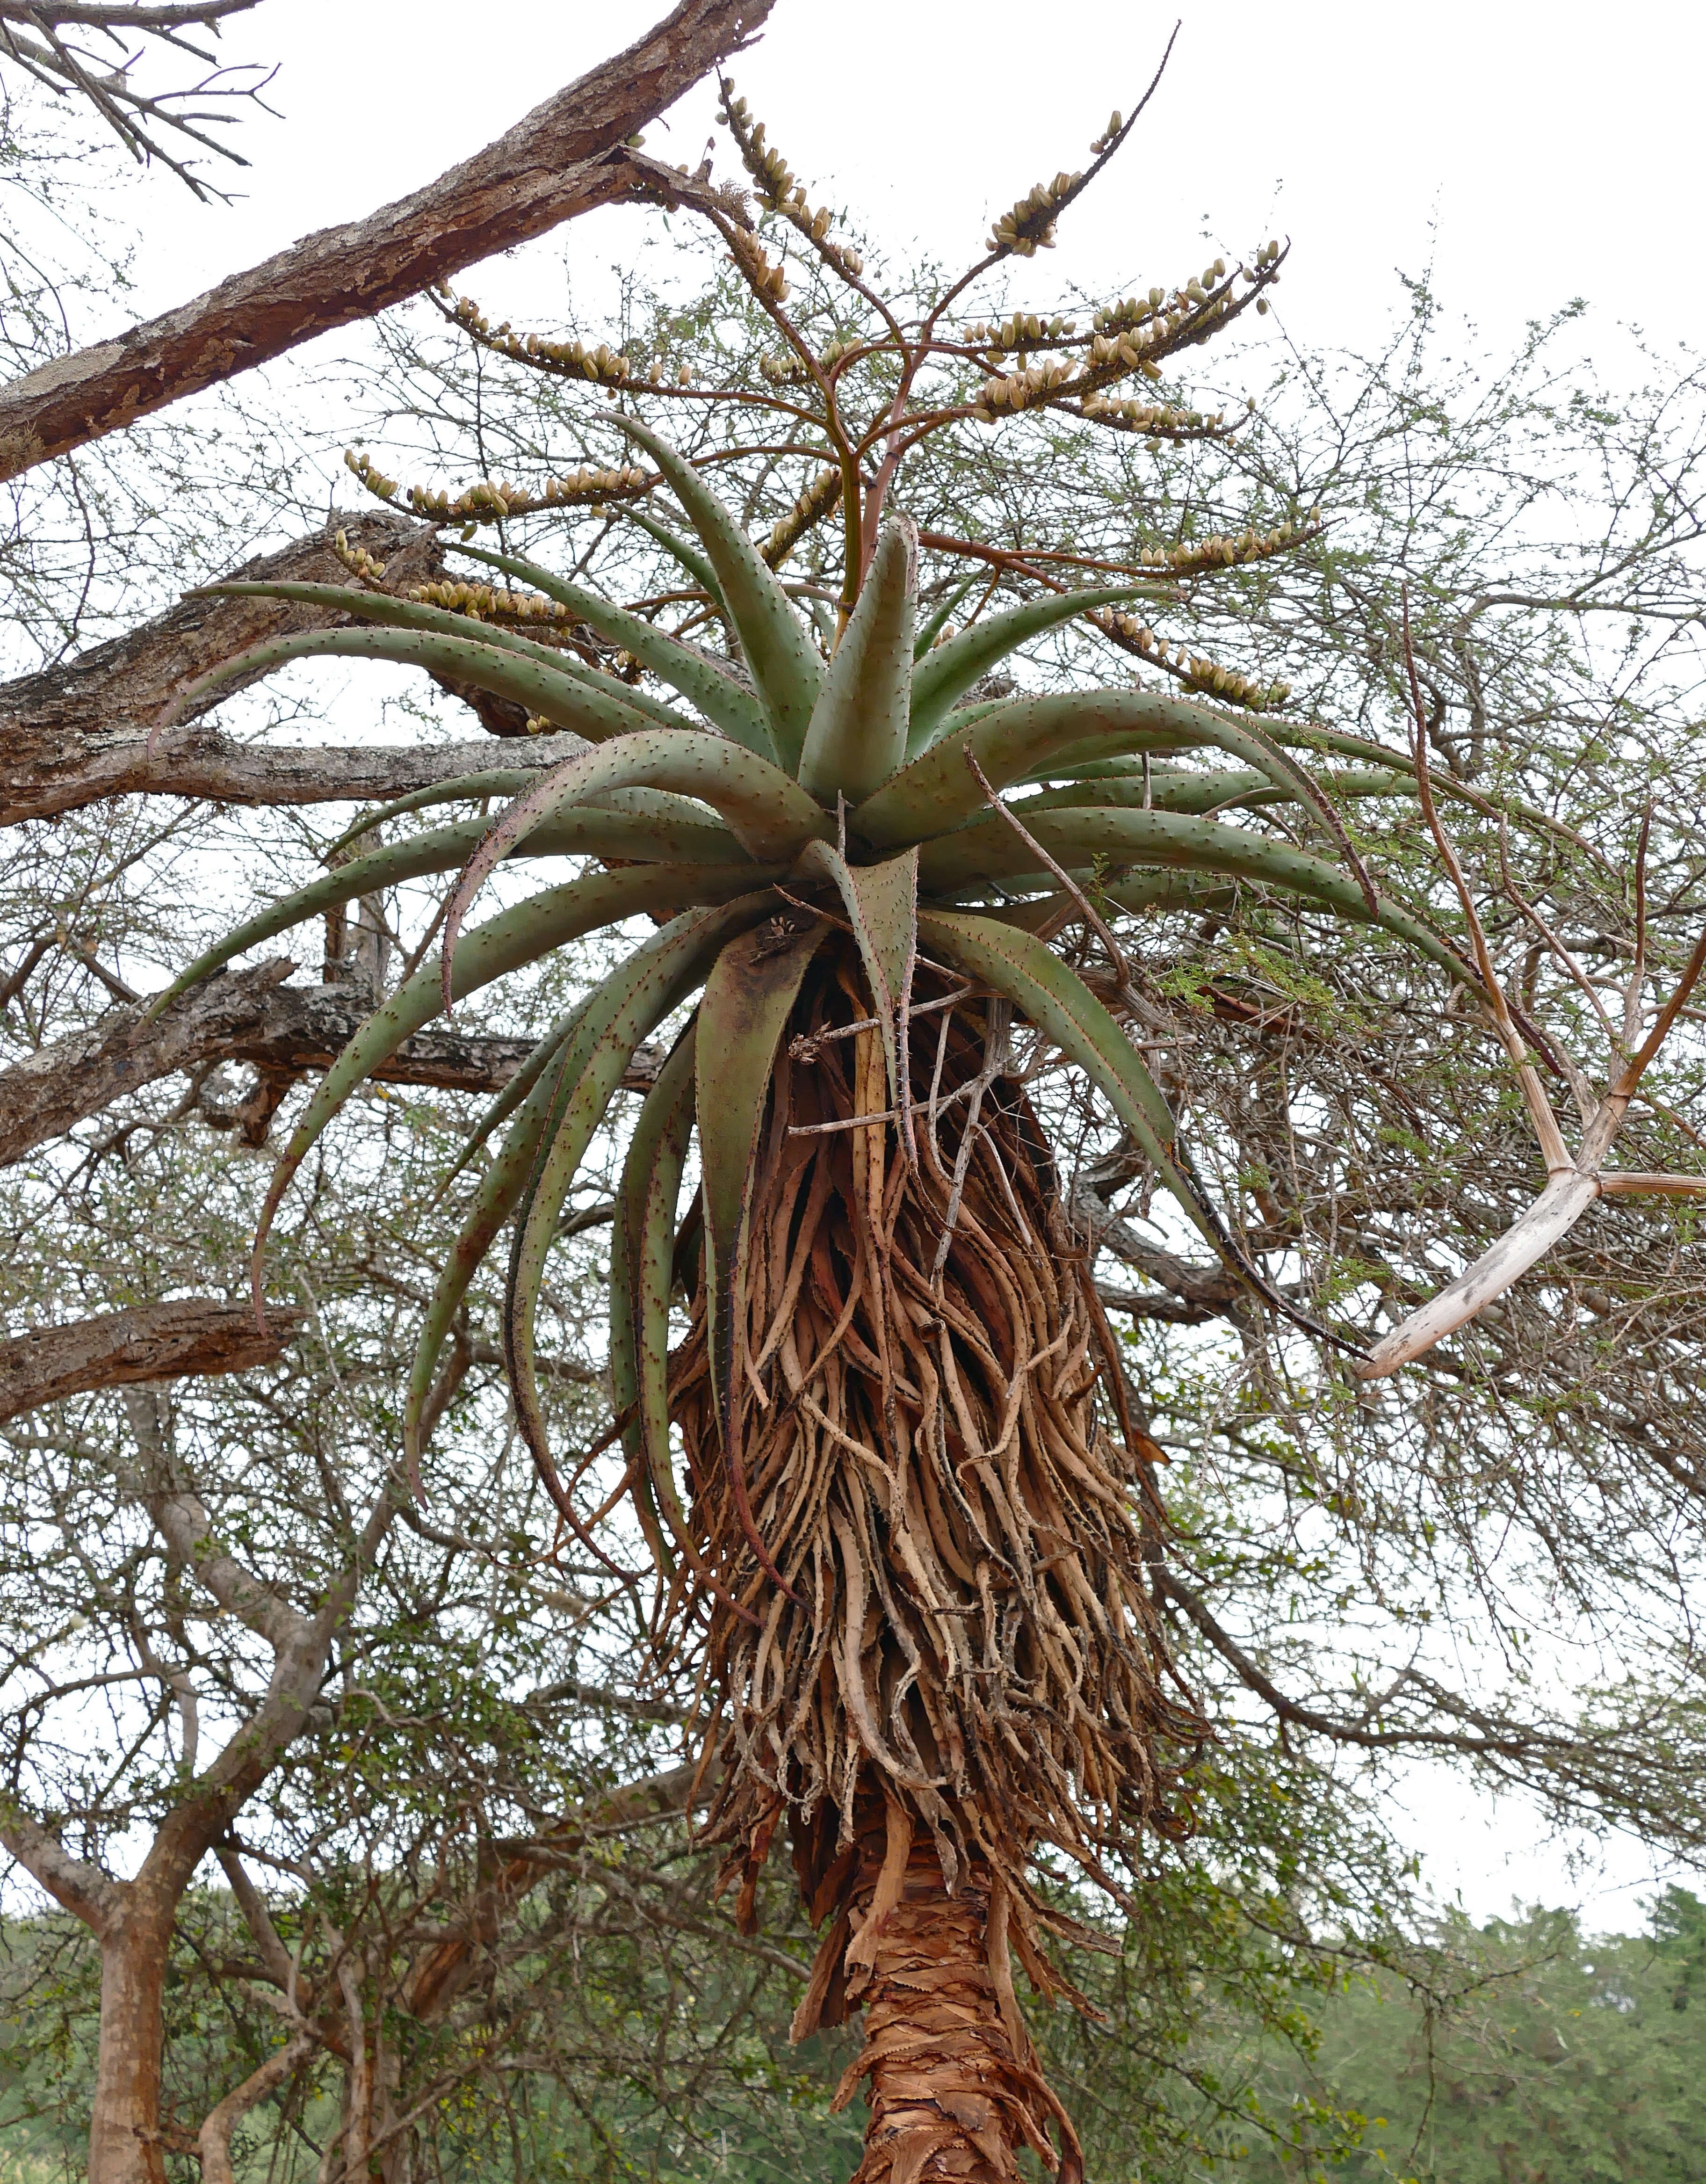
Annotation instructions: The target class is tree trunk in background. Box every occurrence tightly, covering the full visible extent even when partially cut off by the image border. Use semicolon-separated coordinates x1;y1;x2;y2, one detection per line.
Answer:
88;1888;175;2184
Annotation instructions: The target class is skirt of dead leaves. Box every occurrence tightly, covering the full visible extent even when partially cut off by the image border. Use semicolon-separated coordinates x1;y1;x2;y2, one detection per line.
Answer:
667;940;1203;2183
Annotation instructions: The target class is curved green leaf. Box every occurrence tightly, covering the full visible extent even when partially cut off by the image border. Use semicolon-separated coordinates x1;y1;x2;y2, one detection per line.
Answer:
504;895;782;1498
402;1038;569;1468
439;730;830;1012
917;806;1470;984
858;688;1373;852
437;998;592;1199
329;770;547;854
249;866;765;1287
454;542;774;758
913;575;979;662
987;877;1235;930
1015;769;1272;817
695;914;825;1601
906;583;1167;754
163;625;663;743
610;1023;699;1583
855;690;1196;848
149;801;756;1019
201;580;694;733
610;1030;687;1579
618;504;726;607
1016;765;1413;819
797;515;916;805
607;415;824;769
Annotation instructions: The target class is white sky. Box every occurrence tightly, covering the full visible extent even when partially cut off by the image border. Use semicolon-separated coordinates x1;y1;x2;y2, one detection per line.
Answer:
50;0;1706;1931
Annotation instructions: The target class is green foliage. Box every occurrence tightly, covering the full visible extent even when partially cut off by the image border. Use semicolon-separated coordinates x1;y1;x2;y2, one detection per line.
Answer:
1223;1895;1706;2184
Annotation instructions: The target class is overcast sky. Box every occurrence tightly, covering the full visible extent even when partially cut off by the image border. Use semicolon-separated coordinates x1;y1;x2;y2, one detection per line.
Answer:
80;0;1704;1929
117;0;1704;376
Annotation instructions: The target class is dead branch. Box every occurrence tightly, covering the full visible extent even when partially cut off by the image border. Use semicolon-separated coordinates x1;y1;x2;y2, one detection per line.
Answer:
1353;609;1706;1379
0;0;772;479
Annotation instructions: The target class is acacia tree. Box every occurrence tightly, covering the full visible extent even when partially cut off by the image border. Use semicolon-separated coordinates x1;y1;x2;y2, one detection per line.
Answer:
115;74;1706;2183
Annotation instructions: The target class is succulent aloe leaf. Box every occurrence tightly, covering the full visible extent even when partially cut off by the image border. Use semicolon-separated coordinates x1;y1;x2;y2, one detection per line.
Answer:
618;504;726;607
918;806;1470;984
859;688;1367;850
1015;766;1411;819
696;914;825;1599
438;997;593;1198
795;840;919;1130
505;895;781;1499
150;799;756;1019
986;878;1233;931
1015;769;1272;817
454;542;775;758
607;414;824;769
906;583;1167;753
916;908;1257;1278
439;730;829;1011
610;1026;697;1580
402;1046;567;1468
165;625;663;744
249;867;767;1289
202;580;696;734
913;575;979;662
797;515;917;805
629;1038;714;1575
611;1023;766;1624
150;819;487;1015
855;690;1195;848
330;772;548;855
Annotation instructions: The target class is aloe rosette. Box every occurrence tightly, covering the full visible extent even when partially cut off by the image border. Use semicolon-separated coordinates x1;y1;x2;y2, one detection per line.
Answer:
155;414;1482;2184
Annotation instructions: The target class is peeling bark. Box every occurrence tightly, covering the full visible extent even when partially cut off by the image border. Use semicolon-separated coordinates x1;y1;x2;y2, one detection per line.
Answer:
814;1800;1083;2184
0;1299;304;1421
0;0;772;480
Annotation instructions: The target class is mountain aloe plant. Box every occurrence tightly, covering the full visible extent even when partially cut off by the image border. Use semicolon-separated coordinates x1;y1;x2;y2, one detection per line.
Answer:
141;80;1582;2184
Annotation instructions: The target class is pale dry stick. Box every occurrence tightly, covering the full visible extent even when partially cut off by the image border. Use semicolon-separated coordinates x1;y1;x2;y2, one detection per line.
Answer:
964;749;1176;1038
788;1074;981;1137
930;999;1011;1279
966;750;1132;992
1354;608;1706;1381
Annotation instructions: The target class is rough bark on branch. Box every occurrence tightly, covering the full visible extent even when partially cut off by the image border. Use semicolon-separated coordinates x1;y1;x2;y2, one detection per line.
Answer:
0;959;666;1164
0;0;771;479
0;1299;304;1421
0;513;587;825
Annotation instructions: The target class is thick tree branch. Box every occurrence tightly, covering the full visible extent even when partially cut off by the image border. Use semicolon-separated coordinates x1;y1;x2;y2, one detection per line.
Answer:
0;960;665;1165
0;1299;303;1421
0;0;770;479
0;512;581;825
0;1801;121;1931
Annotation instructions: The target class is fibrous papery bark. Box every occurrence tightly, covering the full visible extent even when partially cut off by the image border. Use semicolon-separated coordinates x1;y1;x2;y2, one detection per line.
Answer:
666;942;1199;2179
